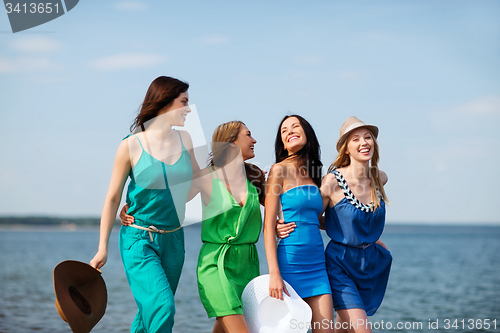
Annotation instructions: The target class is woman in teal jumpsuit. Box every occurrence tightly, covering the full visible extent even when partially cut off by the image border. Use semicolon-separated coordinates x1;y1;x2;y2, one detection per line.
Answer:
90;76;200;333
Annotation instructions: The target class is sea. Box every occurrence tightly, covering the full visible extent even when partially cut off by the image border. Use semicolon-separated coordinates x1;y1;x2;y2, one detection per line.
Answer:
0;224;499;333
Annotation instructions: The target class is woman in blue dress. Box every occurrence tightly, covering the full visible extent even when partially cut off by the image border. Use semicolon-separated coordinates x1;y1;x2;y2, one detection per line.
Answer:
321;116;392;333
264;115;334;333
90;76;200;333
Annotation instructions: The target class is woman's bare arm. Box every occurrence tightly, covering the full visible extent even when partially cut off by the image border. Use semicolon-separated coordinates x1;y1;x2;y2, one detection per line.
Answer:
90;139;131;269
263;164;289;300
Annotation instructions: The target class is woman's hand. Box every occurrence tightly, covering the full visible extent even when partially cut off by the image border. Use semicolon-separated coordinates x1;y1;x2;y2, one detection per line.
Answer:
376;239;389;251
276;220;296;239
269;273;290;300
318;215;326;230
119;204;134;225
90;249;108;270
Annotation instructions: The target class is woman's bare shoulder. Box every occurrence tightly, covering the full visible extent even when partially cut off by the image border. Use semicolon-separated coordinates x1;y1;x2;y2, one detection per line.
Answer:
321;172;340;194
118;135;135;154
379;170;388;185
269;162;286;175
194;167;212;178
177;130;193;149
322;172;338;186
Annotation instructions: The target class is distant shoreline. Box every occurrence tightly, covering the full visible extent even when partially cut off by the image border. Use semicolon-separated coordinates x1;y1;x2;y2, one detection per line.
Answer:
0;217;205;232
0;216;103;227
0;217;498;227
0;217;498;234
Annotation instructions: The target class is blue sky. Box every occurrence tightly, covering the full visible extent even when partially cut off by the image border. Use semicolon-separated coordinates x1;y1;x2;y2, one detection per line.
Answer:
0;1;499;224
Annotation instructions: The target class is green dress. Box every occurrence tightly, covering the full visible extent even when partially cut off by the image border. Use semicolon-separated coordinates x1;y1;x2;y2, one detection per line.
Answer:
197;168;262;318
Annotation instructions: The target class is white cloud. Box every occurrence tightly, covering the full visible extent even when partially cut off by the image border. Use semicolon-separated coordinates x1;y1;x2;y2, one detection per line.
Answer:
10;36;63;53
458;96;500;116
0;58;11;72
0;55;61;73
200;35;230;45
89;53;167;71
114;1;148;11
429;95;500;134
412;137;492;162
0;37;63;73
30;76;72;84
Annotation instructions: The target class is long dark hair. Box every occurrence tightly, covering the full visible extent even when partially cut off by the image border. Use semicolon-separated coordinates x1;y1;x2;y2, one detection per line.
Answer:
130;76;189;132
275;115;322;187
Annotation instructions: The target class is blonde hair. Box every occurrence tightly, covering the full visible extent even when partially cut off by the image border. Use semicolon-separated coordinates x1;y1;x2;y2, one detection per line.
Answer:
209;121;243;167
208;120;266;205
327;129;389;210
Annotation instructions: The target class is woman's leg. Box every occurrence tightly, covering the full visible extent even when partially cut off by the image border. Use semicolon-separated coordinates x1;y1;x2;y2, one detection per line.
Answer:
159;230;185;295
120;229;184;333
212;314;250;333
334;309;372;333
212;318;224;333
304;294;335;333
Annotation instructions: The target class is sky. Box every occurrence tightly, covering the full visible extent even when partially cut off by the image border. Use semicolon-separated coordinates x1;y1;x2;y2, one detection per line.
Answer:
0;0;499;225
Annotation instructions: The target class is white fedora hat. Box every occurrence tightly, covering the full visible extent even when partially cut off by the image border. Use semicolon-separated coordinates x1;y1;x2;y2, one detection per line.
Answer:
336;116;379;152
242;274;312;333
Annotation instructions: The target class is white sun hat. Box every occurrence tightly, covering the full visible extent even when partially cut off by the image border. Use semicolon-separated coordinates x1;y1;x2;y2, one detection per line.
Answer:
242;274;312;333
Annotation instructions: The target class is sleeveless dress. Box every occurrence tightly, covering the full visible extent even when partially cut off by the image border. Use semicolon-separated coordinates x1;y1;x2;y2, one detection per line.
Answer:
197;168;262;318
324;169;392;316
277;185;331;299
119;130;192;333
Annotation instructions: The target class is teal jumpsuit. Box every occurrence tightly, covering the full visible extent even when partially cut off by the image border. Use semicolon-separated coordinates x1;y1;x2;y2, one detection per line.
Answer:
119;131;192;333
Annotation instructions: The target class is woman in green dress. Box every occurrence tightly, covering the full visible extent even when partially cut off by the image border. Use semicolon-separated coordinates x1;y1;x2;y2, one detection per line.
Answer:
189;121;265;333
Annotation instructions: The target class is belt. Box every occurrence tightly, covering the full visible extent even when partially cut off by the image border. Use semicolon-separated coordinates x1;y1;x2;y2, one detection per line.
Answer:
129;224;182;242
333;241;373;273
335;241;372;250
352;243;372;249
204;240;256;309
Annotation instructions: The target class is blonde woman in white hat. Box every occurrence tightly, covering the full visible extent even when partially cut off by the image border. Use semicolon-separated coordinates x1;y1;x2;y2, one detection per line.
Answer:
321;116;392;333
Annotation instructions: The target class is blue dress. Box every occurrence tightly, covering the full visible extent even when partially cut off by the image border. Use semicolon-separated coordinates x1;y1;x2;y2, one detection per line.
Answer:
324;170;392;316
277;185;331;299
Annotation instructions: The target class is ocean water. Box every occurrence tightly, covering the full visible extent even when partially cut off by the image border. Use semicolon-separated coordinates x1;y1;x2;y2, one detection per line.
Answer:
0;224;499;333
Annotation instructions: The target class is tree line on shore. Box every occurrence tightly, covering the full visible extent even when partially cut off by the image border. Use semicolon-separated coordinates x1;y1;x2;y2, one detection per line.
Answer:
0;217;121;226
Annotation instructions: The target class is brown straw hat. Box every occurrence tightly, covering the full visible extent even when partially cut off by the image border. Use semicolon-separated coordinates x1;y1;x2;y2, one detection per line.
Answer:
53;260;107;333
336;116;379;152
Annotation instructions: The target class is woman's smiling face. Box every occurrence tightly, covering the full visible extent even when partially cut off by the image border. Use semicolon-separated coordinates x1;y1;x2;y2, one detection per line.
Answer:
345;127;374;162
233;124;257;161
161;92;191;127
281;116;307;155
